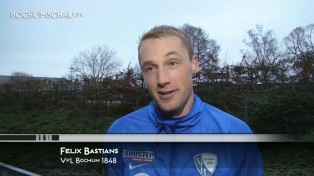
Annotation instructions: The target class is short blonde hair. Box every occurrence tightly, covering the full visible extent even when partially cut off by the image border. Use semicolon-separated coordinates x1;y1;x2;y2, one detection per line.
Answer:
138;25;193;61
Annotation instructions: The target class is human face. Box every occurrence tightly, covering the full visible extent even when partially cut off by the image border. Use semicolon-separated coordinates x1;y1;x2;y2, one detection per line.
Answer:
139;36;199;118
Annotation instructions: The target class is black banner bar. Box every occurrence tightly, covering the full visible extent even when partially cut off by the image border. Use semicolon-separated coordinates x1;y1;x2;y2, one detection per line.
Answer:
0;135;36;141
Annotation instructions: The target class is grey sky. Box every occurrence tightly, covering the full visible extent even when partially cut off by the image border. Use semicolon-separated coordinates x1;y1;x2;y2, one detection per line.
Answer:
1;0;313;77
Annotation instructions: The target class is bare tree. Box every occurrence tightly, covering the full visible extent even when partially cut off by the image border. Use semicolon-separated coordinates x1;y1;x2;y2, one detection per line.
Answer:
283;24;314;83
284;27;307;58
241;25;282;84
10;71;34;82
71;45;121;104
181;24;221;83
305;24;314;52
71;45;120;82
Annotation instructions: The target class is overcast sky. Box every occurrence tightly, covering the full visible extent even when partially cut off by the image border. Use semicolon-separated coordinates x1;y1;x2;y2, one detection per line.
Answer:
1;0;313;77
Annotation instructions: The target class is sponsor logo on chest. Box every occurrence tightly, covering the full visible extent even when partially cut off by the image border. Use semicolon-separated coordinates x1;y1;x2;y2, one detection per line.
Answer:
123;149;155;162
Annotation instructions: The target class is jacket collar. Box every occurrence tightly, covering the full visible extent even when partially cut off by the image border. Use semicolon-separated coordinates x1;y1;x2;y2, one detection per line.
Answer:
147;94;203;133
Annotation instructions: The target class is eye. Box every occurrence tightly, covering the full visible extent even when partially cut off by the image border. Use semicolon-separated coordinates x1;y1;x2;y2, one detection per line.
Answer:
145;66;154;73
168;61;178;68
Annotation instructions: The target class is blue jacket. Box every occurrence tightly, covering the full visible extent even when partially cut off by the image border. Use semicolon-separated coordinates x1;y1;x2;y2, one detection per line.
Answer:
107;94;263;176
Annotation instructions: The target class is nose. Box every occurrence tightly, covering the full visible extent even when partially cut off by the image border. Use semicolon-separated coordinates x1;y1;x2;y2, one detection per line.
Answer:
157;68;170;87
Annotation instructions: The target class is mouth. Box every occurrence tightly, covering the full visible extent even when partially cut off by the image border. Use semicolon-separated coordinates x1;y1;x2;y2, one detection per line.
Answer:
157;90;177;100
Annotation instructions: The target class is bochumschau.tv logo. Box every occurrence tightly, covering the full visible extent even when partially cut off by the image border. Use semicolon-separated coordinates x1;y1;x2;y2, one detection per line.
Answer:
10;11;84;19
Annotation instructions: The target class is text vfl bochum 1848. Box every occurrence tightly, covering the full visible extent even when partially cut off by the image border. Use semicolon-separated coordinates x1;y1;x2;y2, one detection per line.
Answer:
193;153;217;176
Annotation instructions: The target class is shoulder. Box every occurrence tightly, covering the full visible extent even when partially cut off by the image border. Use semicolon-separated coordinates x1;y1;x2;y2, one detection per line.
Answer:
107;106;154;133
201;102;253;133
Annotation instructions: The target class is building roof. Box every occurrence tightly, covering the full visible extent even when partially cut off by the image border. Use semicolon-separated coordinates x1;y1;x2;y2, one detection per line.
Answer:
0;75;64;84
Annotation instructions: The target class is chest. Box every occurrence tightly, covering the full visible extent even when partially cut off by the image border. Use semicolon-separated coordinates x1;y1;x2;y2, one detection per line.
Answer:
120;143;244;176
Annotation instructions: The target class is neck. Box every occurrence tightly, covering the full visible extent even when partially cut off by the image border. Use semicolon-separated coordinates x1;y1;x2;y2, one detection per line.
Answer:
157;93;195;119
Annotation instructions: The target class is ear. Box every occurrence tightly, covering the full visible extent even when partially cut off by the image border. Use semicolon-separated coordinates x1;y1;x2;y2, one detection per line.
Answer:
191;55;200;74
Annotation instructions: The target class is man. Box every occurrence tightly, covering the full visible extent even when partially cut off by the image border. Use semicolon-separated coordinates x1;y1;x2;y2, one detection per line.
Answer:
107;25;263;176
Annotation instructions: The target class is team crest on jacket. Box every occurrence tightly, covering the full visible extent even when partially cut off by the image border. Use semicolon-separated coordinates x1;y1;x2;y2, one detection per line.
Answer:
193;153;217;176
